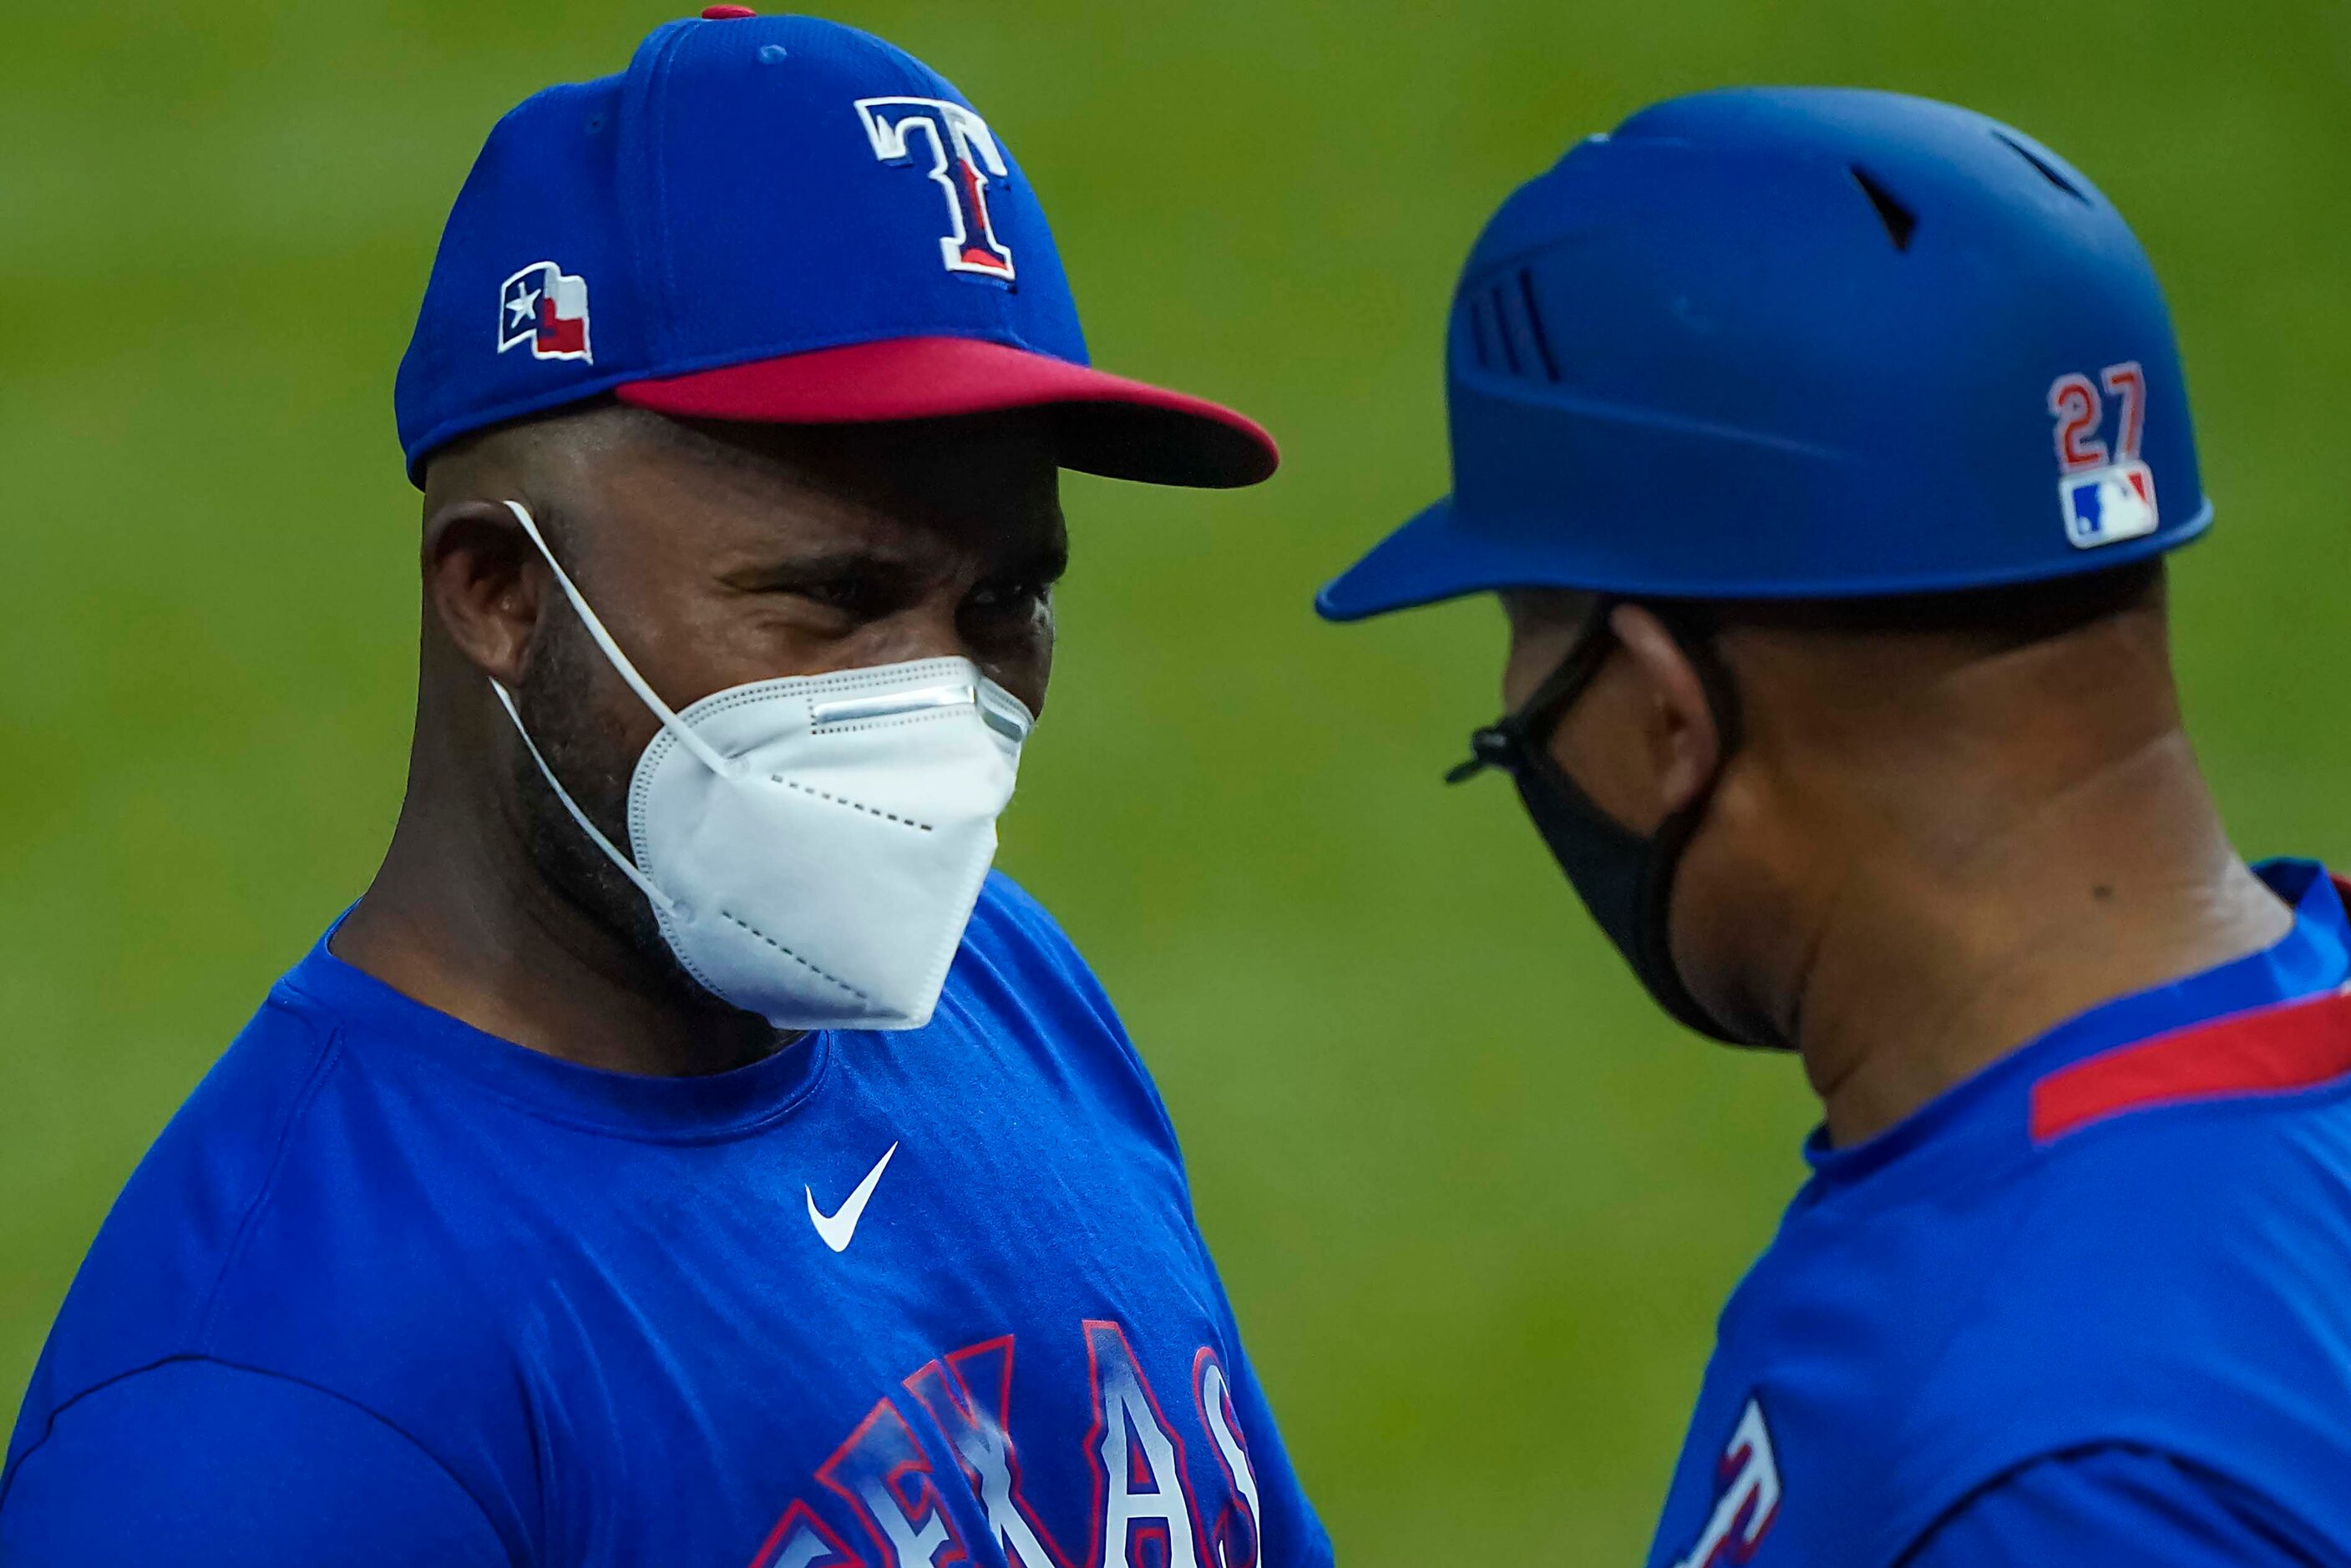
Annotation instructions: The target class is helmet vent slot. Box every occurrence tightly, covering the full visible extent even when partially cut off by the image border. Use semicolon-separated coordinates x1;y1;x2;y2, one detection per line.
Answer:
1467;271;1561;382
1848;164;1917;250
1484;289;1523;376
1994;132;2088;203
1467;294;1497;371
1510;269;1562;382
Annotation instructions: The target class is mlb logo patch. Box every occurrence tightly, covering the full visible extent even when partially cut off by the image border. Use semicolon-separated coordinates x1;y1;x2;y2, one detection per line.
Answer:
2060;459;2159;549
499;262;592;363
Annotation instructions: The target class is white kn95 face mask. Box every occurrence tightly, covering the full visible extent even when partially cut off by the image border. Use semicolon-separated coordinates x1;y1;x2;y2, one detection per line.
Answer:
489;499;1032;1033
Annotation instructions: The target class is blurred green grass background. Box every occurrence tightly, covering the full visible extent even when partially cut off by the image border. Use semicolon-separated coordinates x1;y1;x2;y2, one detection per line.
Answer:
7;1;2351;1559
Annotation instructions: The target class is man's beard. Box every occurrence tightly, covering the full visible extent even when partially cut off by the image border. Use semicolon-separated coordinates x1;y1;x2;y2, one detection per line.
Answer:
509;605;730;1016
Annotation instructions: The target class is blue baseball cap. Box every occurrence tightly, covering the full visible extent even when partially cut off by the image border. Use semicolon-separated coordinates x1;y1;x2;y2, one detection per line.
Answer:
1318;88;2209;620
396;9;1275;488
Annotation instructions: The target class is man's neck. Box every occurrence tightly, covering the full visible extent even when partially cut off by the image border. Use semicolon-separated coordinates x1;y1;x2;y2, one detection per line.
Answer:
332;793;790;1079
1791;732;2293;1147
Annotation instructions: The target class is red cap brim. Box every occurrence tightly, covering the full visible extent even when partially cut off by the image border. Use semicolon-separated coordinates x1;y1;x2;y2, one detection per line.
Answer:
616;336;1278;488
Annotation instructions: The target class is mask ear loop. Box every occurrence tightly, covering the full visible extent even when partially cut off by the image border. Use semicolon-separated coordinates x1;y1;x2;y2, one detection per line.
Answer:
489;680;682;921
499;500;738;780
1448;597;1620;784
1627;604;1761;1048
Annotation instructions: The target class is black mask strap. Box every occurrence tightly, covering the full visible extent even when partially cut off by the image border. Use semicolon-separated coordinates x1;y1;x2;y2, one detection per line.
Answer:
1447;598;1624;785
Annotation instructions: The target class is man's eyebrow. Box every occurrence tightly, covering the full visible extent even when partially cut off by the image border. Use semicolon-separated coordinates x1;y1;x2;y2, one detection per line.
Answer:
717;533;1068;589
718;547;924;587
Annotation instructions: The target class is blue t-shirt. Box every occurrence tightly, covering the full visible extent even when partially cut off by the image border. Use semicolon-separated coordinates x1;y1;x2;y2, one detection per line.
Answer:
3;873;1331;1568
1647;859;2351;1568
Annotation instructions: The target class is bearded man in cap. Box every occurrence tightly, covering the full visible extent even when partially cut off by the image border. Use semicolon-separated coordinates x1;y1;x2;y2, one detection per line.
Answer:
2;13;1329;1567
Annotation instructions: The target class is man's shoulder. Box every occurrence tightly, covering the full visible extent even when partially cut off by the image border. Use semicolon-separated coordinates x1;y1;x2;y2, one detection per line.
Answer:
1832;1061;2351;1401
2000;1025;2351;1318
1855;994;2351;1374
33;988;347;1368
1711;1052;2351;1560
965;869;1083;962
16;974;531;1465
945;872;1187;1141
1874;1085;2351;1550
955;872;1120;1024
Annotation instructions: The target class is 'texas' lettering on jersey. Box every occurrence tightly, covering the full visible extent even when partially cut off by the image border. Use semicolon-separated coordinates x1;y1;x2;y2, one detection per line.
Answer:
1670;1397;1781;1568
747;1319;1264;1568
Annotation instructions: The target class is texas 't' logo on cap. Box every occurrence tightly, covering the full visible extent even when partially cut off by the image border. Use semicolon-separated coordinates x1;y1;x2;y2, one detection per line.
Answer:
854;97;1017;285
499;262;593;364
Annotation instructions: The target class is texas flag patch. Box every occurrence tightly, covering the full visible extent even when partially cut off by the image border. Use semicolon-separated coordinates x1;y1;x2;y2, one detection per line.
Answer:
498;262;592;363
2060;459;2158;550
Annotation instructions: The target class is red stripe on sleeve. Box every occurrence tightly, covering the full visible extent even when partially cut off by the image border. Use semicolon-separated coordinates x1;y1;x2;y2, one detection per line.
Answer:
2029;988;2351;1144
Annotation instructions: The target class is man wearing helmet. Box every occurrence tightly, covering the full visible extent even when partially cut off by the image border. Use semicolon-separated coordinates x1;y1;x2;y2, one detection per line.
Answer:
1324;89;2351;1565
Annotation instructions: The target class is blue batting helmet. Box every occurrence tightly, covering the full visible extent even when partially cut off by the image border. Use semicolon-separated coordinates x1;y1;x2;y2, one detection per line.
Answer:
1316;88;2209;620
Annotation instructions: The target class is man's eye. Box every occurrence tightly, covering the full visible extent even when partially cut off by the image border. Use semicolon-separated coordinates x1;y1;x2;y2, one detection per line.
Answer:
793;574;882;616
970;579;1051;614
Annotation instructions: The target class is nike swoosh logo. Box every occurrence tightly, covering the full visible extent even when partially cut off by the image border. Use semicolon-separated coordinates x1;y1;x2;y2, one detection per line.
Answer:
806;1142;898;1253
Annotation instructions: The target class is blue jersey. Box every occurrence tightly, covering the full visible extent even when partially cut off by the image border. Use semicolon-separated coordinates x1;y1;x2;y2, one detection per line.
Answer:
1647;859;2351;1568
3;874;1330;1568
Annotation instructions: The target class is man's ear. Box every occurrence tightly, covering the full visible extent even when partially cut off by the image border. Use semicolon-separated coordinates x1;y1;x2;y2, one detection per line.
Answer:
1609;601;1725;816
423;499;548;690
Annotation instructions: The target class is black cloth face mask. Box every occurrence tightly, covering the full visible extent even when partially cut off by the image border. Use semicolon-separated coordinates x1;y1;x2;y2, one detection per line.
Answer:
1450;598;1768;1048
